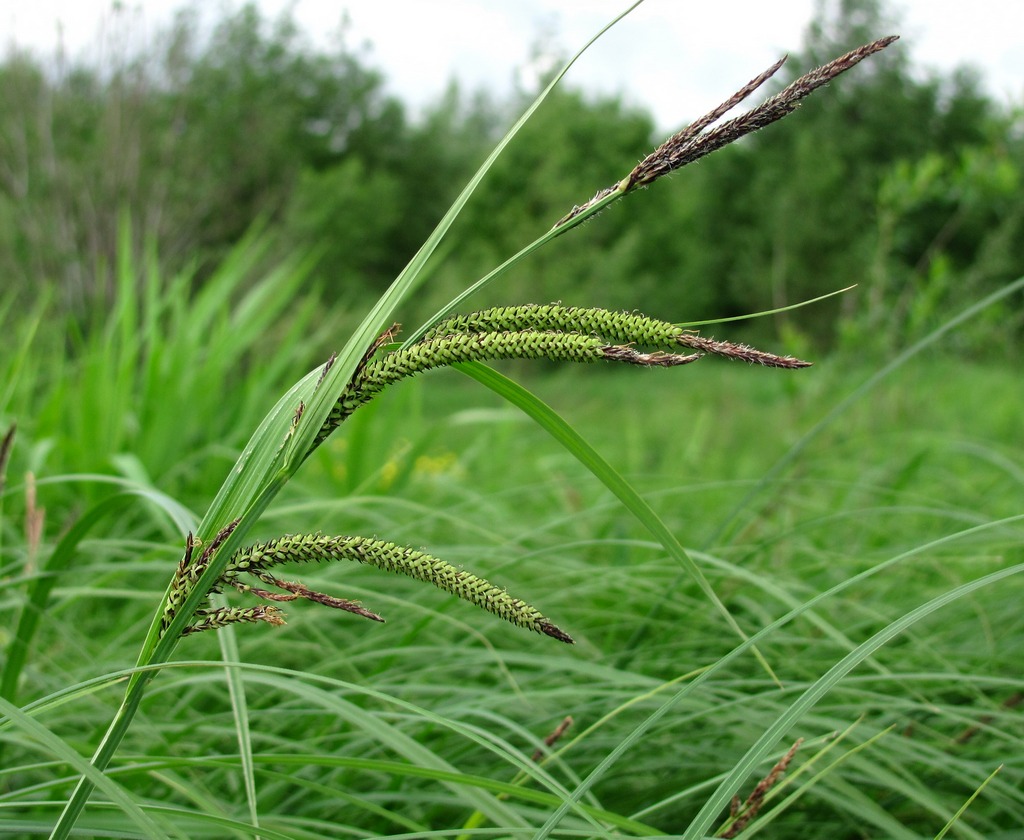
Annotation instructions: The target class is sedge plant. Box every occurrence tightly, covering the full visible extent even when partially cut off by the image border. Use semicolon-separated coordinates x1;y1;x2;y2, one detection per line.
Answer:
35;11;900;837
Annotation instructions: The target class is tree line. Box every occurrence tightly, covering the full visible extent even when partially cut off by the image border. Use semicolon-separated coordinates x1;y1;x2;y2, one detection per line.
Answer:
1;0;1020;354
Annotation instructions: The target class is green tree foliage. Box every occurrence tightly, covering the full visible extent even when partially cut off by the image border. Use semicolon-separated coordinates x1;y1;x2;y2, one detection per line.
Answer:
0;4;411;305
162;6;407;255
0;0;1020;354
672;0;1023;350
0;51;151;307
283;83;501;297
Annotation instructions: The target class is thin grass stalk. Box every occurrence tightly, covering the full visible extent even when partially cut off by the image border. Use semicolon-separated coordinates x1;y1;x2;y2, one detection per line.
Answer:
527;518;1024;839
214;622;260;833
49;22;900;838
933;765;1005;840
682;563;1024;840
620;273;1024;659
678;284;857;329
48;8;648;836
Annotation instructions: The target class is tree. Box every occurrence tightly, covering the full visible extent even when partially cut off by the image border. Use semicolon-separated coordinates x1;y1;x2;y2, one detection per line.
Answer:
661;0;1010;347
0;4;413;306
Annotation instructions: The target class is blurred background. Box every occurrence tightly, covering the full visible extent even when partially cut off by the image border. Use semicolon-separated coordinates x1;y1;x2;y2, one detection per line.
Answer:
2;0;1021;356
3;5;1023;834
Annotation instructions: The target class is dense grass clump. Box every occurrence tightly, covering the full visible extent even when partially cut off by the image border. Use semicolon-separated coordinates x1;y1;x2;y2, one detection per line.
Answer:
3;263;1021;836
1;17;1021;840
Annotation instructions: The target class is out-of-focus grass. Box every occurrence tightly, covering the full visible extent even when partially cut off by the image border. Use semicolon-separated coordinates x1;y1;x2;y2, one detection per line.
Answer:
2;137;1022;840
8;313;1020;836
2;206;1021;840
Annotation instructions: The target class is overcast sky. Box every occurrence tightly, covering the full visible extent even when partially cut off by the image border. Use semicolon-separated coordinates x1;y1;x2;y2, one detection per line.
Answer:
4;1;1022;130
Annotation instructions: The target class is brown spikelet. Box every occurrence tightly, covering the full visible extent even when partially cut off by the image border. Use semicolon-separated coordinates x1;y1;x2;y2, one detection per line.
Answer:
675;333;811;368
316;352;337;388
718;738;802;838
0;423;15;495
162;519;241;635
531;716;574;762
241;573;385;623
626;37;899;190
556;36;898;227
601;346;702;367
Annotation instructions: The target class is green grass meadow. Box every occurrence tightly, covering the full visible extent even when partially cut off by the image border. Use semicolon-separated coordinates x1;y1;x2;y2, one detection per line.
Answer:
1;14;1022;835
1;232;1021;837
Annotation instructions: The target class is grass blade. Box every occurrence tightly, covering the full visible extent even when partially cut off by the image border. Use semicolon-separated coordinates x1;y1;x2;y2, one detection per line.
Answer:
621;273;1024;656
709;274;1024;546
49;8;648;835
2;493;136;705
530;516;1024;839
682;562;1024;839
0;696;175;838
216;623;260;833
454;359;779;684
934;764;1004;840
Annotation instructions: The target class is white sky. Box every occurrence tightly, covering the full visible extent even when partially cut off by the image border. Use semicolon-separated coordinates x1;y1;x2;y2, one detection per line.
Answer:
4;1;1022;130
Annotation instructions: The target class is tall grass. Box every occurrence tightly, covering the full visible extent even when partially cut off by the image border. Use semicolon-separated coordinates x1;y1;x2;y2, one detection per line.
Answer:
3;334;1022;836
3;261;1024;836
1;11;1022;840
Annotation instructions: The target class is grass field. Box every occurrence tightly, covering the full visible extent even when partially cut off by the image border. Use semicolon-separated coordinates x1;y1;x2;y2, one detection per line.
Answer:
1;14;1021;836
1;236;1022;837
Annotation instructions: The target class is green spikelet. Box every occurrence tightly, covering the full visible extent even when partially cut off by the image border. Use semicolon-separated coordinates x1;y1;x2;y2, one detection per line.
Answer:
223;533;573;643
421;304;682;346
317;327;701;443
183;605;286;634
421;304;811;368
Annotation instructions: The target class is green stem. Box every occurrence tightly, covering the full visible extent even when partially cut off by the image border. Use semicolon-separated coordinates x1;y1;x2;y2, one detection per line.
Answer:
47;7;649;833
403;187;625;346
49;674;154;838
